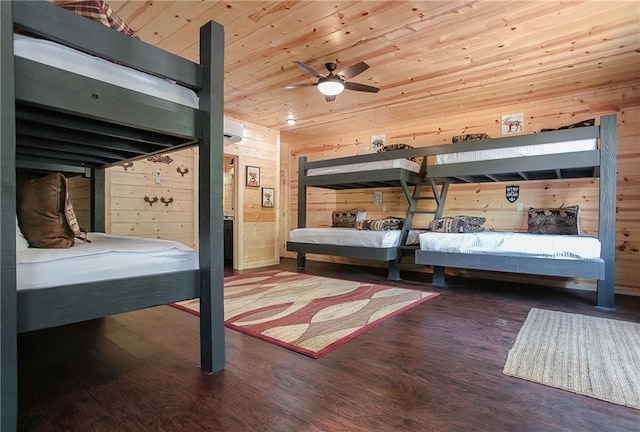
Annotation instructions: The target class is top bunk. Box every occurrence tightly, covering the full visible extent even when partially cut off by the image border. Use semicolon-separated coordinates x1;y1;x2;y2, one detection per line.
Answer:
298;152;426;190
297;114;615;190
9;1;210;171
425;118;615;184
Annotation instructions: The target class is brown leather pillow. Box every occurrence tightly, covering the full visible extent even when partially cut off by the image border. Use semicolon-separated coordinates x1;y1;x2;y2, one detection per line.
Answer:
17;173;81;248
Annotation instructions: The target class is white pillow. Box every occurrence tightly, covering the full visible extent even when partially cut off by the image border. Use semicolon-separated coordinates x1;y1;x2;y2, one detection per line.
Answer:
356;211;367;221
16;216;30;250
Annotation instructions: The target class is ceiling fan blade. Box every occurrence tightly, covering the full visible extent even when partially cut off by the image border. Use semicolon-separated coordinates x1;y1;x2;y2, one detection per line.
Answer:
325;95;336;102
344;82;379;93
293;61;323;78
338;61;369;80
284;83;316;89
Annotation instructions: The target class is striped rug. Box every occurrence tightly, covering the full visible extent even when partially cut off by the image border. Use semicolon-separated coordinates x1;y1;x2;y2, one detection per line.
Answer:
503;308;640;410
173;270;438;358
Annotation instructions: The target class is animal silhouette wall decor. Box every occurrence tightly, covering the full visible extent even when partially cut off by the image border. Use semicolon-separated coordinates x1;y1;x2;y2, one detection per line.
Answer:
501;112;524;135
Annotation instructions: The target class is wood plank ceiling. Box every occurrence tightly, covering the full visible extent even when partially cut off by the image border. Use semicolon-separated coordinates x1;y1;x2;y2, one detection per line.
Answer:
107;1;639;141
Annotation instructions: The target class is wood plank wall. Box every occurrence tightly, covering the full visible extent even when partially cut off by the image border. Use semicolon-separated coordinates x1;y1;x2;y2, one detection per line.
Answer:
66;176;91;230
105;148;196;247
222;119;280;270
69;119;281;270
283;86;640;296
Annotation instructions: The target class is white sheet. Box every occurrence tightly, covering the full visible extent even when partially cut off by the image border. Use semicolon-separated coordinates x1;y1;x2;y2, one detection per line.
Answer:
13;34;199;108
418;231;601;261
17;233;199;290
307;159;420;176
290;228;423;248
435;139;597;165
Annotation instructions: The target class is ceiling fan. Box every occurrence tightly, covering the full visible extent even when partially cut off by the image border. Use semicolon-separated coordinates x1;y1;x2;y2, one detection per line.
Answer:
284;61;379;102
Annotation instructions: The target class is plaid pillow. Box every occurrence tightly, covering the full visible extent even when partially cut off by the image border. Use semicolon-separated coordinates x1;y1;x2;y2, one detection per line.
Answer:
54;1;139;38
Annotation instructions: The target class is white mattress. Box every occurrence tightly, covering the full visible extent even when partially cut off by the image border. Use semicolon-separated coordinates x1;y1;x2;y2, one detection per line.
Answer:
435;139;597;165
17;233;199;291
290;228;423;248
418;231;601;261
13;34;199;108
307;159;420;176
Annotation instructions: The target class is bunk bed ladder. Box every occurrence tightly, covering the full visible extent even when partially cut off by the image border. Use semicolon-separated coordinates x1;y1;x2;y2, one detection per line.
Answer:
397;178;449;268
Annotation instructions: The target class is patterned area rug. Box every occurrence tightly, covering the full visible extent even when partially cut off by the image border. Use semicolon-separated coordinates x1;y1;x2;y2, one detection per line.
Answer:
173;270;438;358
503;308;640;410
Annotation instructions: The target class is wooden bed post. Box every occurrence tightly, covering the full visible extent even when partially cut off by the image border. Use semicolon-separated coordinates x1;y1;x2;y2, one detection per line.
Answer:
199;20;225;373
90;167;105;232
0;1;18;429
297;156;307;269
596;114;617;311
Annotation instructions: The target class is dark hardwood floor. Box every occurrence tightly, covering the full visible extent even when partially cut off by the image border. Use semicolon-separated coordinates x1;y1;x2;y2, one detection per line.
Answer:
18;259;640;431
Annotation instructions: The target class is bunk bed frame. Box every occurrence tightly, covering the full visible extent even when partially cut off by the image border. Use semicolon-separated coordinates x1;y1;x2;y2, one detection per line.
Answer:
288;115;616;311
288;150;442;280
415;114;617;311
1;1;225;429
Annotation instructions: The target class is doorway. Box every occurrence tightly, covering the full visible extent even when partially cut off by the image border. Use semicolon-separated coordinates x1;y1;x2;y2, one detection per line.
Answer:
223;155;236;267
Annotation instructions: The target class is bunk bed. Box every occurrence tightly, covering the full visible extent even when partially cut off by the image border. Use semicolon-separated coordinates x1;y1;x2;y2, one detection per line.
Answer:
0;1;225;429
415;114;617;311
287;149;441;280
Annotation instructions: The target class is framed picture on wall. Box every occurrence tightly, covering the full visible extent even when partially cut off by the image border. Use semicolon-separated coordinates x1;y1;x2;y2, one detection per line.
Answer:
246;166;260;187
262;187;274;208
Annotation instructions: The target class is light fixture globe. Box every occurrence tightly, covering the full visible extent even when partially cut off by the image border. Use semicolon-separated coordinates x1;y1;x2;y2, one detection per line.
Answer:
317;76;345;96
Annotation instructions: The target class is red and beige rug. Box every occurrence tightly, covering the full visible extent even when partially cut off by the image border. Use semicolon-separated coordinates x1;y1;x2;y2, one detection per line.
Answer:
172;270;438;358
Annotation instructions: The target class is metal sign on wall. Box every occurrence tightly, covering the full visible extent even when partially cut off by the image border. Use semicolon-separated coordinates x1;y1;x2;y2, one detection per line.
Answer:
505;185;520;203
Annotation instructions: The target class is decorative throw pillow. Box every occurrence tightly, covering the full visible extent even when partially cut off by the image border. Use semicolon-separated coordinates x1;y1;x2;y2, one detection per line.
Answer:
428;215;486;233
331;209;358;228
17;173;81;248
527;205;580;235
451;133;490;143
54;0;139;38
16;216;30;250
377;143;415;161
356;217;404;231
541;119;595;133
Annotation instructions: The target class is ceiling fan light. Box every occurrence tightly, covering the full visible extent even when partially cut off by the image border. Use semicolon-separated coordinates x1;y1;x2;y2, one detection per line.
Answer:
317;79;345;96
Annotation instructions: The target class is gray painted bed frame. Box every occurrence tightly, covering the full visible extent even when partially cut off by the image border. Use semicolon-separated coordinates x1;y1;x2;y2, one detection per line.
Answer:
288;115;616;312
415;115;617;312
287;150;437;280
1;2;225;429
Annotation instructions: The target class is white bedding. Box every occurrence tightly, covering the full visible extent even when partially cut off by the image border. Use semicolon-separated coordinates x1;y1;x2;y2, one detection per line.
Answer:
418;231;601;261
435;139;597;165
17;233;199;291
14;34;199;108
290;228;423;248
307;158;421;176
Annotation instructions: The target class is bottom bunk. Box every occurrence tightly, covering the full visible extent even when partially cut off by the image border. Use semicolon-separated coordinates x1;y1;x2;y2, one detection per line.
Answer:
287;227;421;280
415;231;609;308
16;232;202;333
